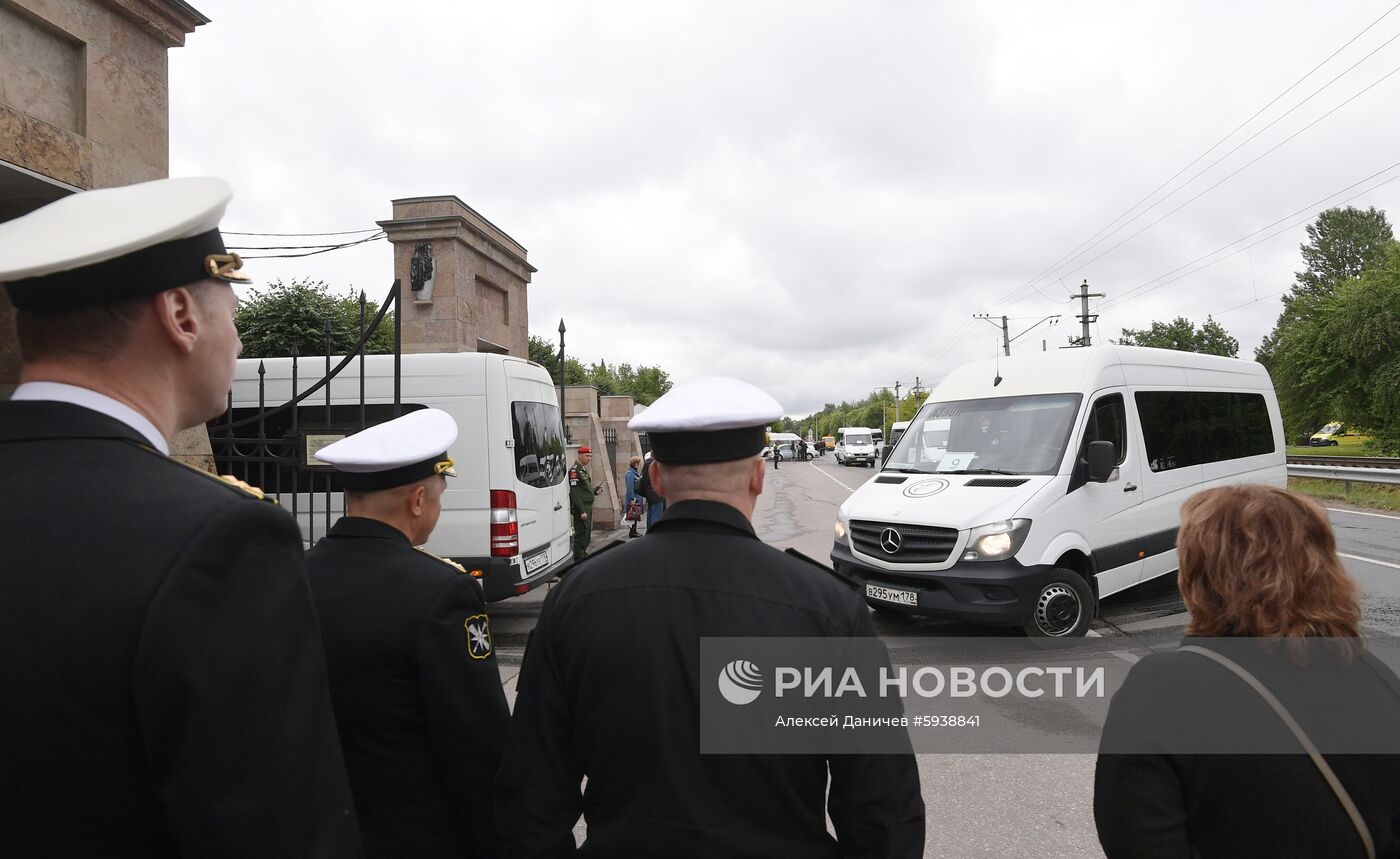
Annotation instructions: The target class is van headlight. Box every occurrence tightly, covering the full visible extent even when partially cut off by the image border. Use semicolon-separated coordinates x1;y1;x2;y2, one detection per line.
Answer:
834;518;848;544
962;519;1031;562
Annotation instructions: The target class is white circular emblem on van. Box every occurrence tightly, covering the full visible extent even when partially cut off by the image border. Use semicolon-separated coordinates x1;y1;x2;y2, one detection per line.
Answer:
903;478;950;498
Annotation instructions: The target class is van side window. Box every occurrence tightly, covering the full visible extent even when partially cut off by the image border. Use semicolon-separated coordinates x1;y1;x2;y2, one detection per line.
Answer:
1135;391;1275;472
1079;393;1127;465
511;401;567;488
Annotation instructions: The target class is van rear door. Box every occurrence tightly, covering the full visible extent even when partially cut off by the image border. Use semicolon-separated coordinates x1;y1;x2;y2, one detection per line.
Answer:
502;360;572;577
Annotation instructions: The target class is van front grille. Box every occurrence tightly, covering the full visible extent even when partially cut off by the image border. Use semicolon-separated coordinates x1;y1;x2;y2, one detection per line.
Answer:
850;520;958;564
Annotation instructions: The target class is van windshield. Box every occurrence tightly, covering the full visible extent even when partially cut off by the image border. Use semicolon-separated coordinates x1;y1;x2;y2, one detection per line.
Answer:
882;393;1082;475
844;433;873;446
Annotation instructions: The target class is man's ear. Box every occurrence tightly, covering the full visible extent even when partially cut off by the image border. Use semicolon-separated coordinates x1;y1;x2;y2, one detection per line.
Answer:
750;456;765;496
151;287;200;354
407;483;428;517
649;460;664;497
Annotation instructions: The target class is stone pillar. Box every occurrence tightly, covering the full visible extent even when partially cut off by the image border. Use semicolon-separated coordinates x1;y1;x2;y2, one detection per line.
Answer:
600;394;643;497
377;196;536;355
0;0;212;469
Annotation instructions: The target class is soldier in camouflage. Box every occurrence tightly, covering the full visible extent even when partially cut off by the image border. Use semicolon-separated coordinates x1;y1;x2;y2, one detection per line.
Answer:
569;446;601;562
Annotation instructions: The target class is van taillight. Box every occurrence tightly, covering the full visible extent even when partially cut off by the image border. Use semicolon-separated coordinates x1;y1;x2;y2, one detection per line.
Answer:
490;489;519;557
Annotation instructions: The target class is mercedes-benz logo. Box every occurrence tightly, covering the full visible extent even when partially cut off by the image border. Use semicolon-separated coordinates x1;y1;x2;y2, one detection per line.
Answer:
879;528;902;554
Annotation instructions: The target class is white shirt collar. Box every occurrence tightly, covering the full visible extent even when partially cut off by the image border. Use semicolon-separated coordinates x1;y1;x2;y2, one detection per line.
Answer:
10;381;170;454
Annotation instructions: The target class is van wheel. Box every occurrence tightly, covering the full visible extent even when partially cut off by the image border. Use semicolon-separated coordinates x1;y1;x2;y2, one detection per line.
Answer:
1022;570;1094;638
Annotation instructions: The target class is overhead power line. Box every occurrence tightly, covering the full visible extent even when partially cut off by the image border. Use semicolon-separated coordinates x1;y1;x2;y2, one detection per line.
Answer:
235;232;387;259
1009;2;1400;299
1099;163;1400;311
223;228;382;237
1032;39;1400;288
982;2;1400;314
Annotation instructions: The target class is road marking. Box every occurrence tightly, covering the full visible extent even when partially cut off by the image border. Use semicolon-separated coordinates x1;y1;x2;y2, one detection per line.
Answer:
811;463;857;493
1326;506;1400;522
1339;552;1400;572
1109;650;1140;664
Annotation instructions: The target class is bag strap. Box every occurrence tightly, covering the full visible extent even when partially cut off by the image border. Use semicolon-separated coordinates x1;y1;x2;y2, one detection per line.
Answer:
1179;645;1376;859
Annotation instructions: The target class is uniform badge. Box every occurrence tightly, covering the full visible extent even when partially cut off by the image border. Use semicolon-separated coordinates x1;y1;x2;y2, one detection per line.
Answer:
569;467;578;486
465;614;492;659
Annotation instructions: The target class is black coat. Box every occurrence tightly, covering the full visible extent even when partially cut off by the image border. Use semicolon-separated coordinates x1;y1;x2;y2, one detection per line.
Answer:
495;499;925;858
0;401;360;857
305;516;511;857
1095;639;1400;858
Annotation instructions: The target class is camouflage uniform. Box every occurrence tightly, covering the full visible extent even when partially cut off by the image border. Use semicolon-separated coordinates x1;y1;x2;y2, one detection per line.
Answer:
569;460;596;561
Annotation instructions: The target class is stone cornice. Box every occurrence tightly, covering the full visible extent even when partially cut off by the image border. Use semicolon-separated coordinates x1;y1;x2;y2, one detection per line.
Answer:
98;0;208;47
385;195;530;260
378;213;538;276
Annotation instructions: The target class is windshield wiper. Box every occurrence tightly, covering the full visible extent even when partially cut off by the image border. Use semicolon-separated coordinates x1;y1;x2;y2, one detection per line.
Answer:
945;468;1020;476
883;467;930;474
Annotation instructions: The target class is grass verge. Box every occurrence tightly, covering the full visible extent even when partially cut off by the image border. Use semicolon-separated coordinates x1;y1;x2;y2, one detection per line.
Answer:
1289;477;1400;514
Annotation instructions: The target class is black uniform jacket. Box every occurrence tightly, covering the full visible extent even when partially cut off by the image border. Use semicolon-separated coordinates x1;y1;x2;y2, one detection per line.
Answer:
495;499;925;858
0;400;360;857
1095;638;1400;858
305;516;511;857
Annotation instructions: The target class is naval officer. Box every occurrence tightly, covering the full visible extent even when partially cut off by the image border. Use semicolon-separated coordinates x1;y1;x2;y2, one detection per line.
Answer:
495;377;926;857
0;178;360;856
307;409;511;857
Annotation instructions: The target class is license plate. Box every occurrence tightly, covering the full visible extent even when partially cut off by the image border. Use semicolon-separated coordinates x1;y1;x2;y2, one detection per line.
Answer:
865;584;917;606
524;550;549;575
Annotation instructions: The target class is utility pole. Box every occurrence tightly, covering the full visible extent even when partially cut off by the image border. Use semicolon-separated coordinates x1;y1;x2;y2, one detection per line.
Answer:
1069;280;1104;347
894;381;901;422
974;313;1060;356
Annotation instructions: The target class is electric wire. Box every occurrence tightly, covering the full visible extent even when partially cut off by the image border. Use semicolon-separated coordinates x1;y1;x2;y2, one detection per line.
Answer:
236;232;387;259
981;2;1400;314
1010;4;1400;299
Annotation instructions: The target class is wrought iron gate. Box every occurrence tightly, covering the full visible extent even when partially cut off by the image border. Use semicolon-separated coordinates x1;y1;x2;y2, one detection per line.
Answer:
209;283;401;544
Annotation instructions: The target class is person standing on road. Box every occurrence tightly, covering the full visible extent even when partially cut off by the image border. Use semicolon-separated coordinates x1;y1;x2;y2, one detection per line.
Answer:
569;445;601;561
624;455;643;538
306;409;510;857
496;376;925;857
0;178;361;856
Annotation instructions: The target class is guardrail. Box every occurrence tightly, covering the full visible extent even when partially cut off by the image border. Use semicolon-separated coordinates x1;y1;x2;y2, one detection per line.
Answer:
1287;464;1400;492
1287;455;1400;469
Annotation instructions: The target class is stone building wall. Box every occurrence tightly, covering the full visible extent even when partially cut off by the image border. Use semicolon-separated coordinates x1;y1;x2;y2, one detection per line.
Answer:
0;0;208;462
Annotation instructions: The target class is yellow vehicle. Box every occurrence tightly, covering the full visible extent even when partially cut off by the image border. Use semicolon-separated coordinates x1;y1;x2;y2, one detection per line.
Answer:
1309;422;1344;446
822;435;836;450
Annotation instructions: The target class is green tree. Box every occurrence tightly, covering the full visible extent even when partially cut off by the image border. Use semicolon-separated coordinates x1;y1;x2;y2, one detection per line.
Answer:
526;335;671;404
235;279;395;359
1292;206;1394;300
1119;316;1238;357
1258;206;1395;370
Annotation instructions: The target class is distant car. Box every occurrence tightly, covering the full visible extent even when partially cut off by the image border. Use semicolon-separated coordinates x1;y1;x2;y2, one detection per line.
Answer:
1309;421;1343;446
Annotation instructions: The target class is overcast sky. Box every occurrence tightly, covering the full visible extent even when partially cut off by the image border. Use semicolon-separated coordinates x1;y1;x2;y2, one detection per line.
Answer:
170;1;1400;417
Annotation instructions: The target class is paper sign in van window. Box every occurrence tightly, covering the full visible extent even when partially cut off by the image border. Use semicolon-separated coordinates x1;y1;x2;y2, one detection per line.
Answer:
936;452;977;472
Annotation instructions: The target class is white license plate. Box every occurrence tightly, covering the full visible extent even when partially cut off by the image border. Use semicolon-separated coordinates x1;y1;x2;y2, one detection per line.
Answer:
865;584;917;606
524;551;549;575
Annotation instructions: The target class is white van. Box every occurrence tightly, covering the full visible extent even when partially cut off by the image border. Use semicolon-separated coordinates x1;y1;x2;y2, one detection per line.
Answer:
835;427;878;467
226;352;574;602
831;346;1285;636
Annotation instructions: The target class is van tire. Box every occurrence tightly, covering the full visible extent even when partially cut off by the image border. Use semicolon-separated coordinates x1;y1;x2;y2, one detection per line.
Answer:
1022;569;1094;638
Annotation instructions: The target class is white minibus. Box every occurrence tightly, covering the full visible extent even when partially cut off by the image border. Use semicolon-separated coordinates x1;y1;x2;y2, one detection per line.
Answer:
831;346;1285;636
225;352;574;602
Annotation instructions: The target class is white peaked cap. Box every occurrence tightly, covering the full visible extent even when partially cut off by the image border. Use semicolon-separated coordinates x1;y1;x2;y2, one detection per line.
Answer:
629;377;783;463
315;408;459;490
0;176;251;312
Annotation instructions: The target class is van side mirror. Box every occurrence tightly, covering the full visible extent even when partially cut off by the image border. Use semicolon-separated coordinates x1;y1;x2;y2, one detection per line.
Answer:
1086;441;1116;483
881;445;893;466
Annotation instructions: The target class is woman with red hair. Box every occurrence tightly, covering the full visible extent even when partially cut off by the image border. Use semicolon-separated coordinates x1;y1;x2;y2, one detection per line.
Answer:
1094;484;1400;858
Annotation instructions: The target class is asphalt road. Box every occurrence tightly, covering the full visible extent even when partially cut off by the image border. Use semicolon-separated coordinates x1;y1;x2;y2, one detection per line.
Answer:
489;455;1400;857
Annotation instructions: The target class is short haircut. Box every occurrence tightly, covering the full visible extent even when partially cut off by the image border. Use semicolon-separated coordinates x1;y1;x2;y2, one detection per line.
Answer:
629;456;642;467
1178;484;1359;638
14;281;224;364
15;297;147;363
655;456;756;497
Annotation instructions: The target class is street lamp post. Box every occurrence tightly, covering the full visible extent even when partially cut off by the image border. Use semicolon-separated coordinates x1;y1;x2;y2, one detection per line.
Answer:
556;318;567;440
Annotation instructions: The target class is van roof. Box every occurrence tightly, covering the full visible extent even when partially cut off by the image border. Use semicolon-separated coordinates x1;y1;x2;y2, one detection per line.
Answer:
931;345;1273;401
